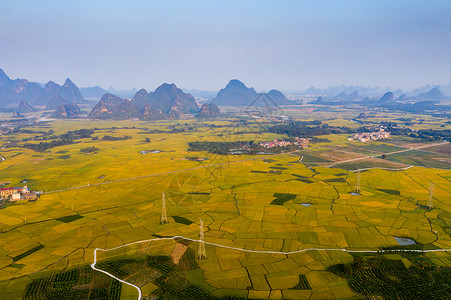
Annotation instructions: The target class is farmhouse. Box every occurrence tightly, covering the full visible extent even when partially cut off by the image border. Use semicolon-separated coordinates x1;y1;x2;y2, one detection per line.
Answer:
0;185;36;201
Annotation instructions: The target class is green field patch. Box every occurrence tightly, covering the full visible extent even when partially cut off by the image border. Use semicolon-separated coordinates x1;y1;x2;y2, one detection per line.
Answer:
328;253;450;299
172;216;193;225
291;174;309;178
263;159;276;163
24;265;117;300
185;269;217;293
270;166;287;170
324;178;347;183
55;150;68;154
384;150;451;169
298;152;333;163
271;193;297;205
8;263;26;269
376;189;400;195
358;143;406;153
296;178;314;183
334;172;347;176
341;145;380;155
251;170;267;174
12;244;44;262
57;155;71;159
290;274;312;290
56;214;84;223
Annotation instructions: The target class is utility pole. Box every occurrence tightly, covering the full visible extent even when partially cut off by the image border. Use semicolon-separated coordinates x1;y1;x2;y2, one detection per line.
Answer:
197;217;207;260
160;192;168;224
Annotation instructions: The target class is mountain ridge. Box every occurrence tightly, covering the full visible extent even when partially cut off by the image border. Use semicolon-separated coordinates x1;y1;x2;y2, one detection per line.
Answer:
0;69;84;106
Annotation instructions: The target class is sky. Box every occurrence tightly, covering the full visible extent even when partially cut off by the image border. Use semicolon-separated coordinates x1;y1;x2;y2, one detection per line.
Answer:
1;0;451;92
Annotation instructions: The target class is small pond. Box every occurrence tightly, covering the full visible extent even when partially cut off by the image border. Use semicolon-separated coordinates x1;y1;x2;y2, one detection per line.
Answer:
394;236;416;246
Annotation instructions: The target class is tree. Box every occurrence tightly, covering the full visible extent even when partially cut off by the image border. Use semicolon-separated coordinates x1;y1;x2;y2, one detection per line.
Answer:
145;137;150;143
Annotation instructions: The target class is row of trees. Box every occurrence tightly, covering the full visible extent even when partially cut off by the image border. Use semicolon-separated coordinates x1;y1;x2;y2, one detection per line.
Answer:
267;121;353;137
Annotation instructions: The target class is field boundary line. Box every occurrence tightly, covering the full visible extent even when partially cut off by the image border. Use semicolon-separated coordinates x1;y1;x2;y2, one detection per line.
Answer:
326;141;449;168
91;235;451;300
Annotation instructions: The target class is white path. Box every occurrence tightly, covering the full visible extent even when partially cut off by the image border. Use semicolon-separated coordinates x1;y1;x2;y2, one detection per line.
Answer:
351;165;415;172
91;235;451;300
91;248;142;300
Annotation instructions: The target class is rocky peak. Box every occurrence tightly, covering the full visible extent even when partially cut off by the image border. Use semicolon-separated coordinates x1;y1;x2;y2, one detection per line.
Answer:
212;79;258;106
53;103;81;118
378;92;394;102
17;100;34;113
415;87;445;101
132;88;148;101
154;83;184;97
132;83;198;114
226;79;247;89
267;89;290;105
88;93;138;120
64;78;75;87
196;103;221;119
44;81;59;91
98;93;124;104
0;68;10;86
46;95;67;110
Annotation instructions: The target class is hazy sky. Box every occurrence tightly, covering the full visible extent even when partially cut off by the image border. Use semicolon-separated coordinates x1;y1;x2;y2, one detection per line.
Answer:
1;0;450;91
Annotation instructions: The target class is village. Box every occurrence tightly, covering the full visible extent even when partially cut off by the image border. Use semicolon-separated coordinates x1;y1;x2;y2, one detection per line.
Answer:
0;185;38;202
258;137;310;148
348;129;390;142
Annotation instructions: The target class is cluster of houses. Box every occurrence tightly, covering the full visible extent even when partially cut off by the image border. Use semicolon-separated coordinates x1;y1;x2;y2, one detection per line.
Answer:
259;138;310;148
348;129;390;142
0;186;38;201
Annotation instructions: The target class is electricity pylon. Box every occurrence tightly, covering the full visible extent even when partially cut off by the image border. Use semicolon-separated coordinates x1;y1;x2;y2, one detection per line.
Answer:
354;170;361;193
160;192;169;224
197;217;207;260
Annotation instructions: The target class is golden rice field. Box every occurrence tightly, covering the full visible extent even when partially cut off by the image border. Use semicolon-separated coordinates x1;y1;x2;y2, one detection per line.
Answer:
0;119;450;299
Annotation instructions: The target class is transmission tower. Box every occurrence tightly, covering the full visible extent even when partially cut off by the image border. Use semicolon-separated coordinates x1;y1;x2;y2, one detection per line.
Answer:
427;183;434;210
160;192;169;224
354;170;361;193
197;217;207;260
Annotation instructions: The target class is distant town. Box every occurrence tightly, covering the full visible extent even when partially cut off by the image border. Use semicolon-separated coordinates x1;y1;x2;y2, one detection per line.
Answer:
259;137;310;148
348;129;390;142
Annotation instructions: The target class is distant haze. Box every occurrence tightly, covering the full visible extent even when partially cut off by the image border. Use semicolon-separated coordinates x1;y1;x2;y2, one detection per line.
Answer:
1;0;450;91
